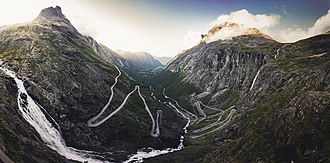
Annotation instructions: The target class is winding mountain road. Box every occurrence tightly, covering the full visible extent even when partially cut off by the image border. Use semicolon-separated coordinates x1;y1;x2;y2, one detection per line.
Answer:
1;63;238;162
304;52;327;58
87;66;162;137
193;101;207;125
87;65;121;126
191;109;236;139
162;88;198;122
87;86;139;127
124;88;192;162
137;86;162;137
192;105;235;134
199;101;223;111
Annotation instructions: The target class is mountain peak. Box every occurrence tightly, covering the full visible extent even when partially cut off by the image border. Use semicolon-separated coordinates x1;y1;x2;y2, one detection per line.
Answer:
33;6;70;24
40;6;63;18
243;28;273;39
201;22;273;43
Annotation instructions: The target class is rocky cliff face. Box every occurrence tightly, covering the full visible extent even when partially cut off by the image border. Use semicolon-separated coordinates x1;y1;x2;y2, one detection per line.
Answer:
0;74;74;163
152;27;330;162
167;29;281;95
201;33;330;162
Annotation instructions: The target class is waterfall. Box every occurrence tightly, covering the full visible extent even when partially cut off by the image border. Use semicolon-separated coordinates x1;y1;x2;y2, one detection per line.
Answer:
0;67;109;163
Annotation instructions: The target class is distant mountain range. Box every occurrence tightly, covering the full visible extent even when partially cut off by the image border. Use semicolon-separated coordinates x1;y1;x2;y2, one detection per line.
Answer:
116;49;163;69
153;56;172;65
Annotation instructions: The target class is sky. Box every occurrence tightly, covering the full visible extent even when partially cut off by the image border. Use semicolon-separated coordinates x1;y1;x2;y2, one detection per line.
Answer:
0;0;329;57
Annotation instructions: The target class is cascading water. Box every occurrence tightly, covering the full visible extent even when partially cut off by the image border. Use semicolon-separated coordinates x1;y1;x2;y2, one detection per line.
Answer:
0;67;109;163
250;68;261;90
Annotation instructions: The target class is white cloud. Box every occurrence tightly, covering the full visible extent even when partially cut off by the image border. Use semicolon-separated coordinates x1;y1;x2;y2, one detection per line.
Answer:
211;9;281;32
182;30;203;49
73;16;99;38
206;24;248;43
276;27;306;42
274;9;330;42
307;9;330;36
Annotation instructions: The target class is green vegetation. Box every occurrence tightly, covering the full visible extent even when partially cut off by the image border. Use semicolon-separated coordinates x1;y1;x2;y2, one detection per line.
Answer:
150;70;201;97
149;70;201;112
276;53;329;72
212;89;240;109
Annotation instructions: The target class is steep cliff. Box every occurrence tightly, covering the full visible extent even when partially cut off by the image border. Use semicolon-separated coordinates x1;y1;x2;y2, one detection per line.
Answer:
150;28;330;162
0;6;183;162
167;23;280;94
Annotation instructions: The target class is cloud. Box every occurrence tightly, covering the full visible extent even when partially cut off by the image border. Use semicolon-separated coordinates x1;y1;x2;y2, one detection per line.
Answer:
182;30;203;49
275;27;306;42
274;9;330;42
72;15;99;38
211;9;281;32
307;9;330;35
205;24;249;43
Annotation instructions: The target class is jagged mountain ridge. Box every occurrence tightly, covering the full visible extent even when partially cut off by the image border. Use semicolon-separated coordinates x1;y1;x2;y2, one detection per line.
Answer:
34;6;70;24
35;6;162;79
85;36;163;74
0;6;184;162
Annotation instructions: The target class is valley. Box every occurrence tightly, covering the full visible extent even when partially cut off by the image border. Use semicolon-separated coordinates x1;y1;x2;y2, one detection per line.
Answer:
0;5;329;163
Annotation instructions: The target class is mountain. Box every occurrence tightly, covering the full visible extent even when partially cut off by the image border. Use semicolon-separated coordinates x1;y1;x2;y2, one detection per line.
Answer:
153;56;173;65
84;36;129;68
200;22;273;44
0;6;329;163
149;23;330;162
82;38;163;81
167;22;279;94
116;50;163;69
0;6;184;162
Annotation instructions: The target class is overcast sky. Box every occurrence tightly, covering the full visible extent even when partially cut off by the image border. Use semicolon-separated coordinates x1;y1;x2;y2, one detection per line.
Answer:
0;0;329;57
